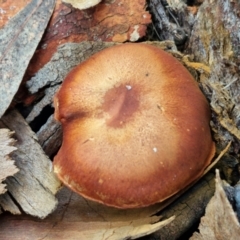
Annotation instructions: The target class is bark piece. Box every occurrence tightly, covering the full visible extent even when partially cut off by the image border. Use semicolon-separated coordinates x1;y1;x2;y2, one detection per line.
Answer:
36;115;62;158
0;110;61;219
23;0;151;82
0;129;18;194
0;193;21;215
190;170;240;240
0;0;55;118
0;187;174;239
186;0;240;152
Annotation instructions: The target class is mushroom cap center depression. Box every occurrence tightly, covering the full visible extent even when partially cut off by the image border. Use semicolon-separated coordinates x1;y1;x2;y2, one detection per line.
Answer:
103;84;139;128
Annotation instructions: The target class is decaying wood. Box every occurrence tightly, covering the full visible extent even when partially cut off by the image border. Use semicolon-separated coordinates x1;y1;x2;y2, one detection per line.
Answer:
0;110;61;219
0;129;18;194
190;170;240;240
148;0;194;47
37;115;62;158
186;0;240;153
0;0;55;118
0;187;174;239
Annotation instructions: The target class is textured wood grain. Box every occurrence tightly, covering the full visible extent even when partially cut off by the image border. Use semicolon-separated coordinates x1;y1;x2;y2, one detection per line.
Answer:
0;0;55;118
186;0;240;153
0;110;61;219
0;129;18;194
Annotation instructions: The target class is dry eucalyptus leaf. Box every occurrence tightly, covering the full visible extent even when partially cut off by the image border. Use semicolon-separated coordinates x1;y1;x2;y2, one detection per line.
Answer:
190;170;240;240
62;0;102;10
0;129;18;194
0;110;61;219
0;187;174;239
0;0;55;118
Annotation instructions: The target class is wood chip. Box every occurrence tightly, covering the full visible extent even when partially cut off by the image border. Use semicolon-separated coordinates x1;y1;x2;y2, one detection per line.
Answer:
0;110;61;219
0;0;55;118
0;129;18;194
24;0;151;81
190;170;240;240
0;193;21;215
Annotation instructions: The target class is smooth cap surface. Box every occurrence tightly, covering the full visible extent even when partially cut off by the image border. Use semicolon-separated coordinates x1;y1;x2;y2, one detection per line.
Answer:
53;43;215;208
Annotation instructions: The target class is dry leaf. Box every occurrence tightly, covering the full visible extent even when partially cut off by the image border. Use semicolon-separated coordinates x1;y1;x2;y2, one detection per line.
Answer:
0;110;61;218
62;0;102;10
0;0;55;118
0;129;18;194
0;187;174;239
190;170;240;240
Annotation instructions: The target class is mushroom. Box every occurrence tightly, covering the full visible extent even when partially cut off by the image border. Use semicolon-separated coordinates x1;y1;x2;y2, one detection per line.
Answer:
53;43;216;208
62;0;102;10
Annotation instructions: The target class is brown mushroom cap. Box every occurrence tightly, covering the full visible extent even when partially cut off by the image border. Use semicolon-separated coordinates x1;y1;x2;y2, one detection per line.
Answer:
53;43;215;208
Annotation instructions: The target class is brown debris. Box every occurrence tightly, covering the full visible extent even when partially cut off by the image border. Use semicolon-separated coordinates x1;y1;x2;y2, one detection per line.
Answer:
0;110;61;218
190;170;240;240
186;0;240;152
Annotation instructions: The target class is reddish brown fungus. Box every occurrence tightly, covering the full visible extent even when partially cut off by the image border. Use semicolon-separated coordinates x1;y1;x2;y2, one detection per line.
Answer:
53;43;215;208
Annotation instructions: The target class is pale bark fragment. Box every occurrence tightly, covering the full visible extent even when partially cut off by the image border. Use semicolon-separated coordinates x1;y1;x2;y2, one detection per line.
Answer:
0;193;21;215
0;110;61;218
0;0;55;118
190;170;240;240
0;129;18;195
